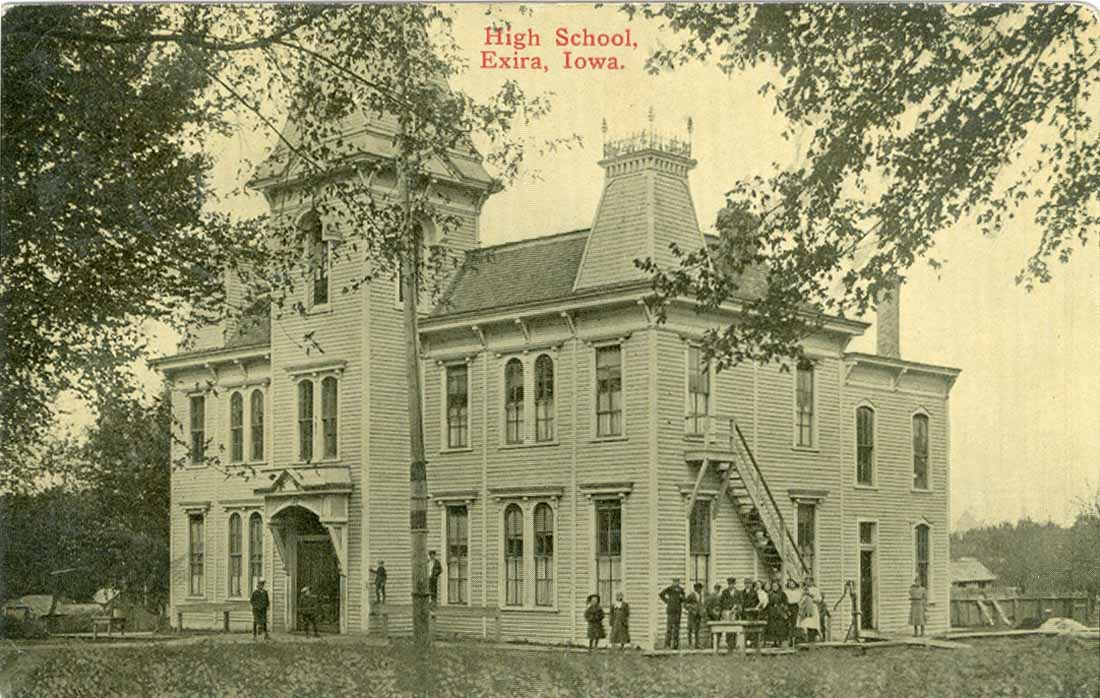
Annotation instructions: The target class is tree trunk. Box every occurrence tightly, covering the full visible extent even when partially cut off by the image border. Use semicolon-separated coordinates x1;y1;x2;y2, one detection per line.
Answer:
399;163;432;649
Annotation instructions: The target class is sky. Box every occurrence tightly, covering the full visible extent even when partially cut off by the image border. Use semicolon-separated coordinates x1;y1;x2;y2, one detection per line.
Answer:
68;4;1099;528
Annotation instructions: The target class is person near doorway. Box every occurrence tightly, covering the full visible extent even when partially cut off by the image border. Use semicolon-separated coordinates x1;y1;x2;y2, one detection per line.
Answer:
371;560;387;605
585;594;605;651
428;551;443;606
658;577;685;649
685;582;704;649
609;591;630;649
299;585;321;638
909;576;928;637
250;578;270;640
784;578;802;645
798;577;822;643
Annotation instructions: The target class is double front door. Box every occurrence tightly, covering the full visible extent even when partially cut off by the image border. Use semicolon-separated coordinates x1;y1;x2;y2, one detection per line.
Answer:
297;535;340;632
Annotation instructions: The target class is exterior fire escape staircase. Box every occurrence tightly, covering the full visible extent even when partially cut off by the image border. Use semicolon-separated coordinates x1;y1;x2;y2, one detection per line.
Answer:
685;415;808;582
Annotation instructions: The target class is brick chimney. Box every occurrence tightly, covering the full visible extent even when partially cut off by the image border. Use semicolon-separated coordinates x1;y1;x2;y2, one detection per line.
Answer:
875;278;901;359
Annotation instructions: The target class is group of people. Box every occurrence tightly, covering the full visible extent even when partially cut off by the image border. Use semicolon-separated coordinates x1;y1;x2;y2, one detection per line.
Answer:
584;575;832;651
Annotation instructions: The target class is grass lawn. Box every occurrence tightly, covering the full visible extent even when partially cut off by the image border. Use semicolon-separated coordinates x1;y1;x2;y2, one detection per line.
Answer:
1;635;1097;698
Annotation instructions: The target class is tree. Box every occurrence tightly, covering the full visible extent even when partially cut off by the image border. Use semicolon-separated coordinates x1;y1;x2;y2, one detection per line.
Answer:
3;5;556;652
626;4;1098;368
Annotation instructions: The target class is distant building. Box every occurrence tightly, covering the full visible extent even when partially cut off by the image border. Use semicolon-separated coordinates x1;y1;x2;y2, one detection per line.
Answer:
951;557;997;590
156;112;960;647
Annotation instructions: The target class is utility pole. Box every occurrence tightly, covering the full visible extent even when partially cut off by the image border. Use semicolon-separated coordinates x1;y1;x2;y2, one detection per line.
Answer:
398;157;432;648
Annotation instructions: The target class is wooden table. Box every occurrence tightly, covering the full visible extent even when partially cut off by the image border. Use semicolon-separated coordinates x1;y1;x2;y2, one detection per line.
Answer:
91;616;126;639
708;620;766;655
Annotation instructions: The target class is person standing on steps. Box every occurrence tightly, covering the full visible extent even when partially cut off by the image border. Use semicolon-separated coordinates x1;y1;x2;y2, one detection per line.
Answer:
371;560;387;605
428;550;443;607
250;578;269;640
585;594;605;651
909;576;928;637
609;591;630;649
658;577;686;650
685;582;704;649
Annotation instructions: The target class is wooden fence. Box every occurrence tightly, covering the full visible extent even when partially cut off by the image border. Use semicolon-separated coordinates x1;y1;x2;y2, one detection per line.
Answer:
949;590;1098;628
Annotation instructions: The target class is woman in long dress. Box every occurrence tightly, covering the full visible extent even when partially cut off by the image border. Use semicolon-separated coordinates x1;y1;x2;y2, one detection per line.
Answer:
609;591;630;649
798;577;822;642
909;577;928;637
585;594;605;650
766;581;787;647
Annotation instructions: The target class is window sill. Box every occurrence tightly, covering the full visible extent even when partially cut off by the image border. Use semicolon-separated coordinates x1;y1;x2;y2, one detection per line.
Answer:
911;487;933;494
853;484;878;491
683;433;706;442
184;596;207;601
500;606;559;614
438;447;475;455
291;458;341;467
306;303;333;316
498;441;559;451
790;445;819;454
590;436;628;444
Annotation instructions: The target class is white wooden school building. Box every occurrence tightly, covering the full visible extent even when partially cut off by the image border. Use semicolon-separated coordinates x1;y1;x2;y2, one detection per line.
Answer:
156;111;960;648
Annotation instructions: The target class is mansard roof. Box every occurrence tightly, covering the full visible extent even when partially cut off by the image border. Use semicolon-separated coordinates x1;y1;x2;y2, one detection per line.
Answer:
430;230;769;320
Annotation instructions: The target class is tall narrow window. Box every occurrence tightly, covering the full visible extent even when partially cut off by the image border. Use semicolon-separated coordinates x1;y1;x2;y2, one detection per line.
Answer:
189;395;205;465
796;362;814;446
913;414;930;490
797;502;816;576
248;513;264;593
188;514;205;596
689;500;711;592
446;365;469;448
322;376;338;459
447;505;469;604
856;406;875;485
307;216;329;306
298;380;314;462
686;346;710;435
503;504;524;606
534;355;555;442
534;503;554;606
504;359;524;444
915;523;930;589
250;390;264;461
595;346;623;437
595;500;622;605
229;392;244;463
228;513;242;597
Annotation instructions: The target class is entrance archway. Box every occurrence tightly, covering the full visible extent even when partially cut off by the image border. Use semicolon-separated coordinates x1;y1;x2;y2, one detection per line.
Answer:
272;505;342;633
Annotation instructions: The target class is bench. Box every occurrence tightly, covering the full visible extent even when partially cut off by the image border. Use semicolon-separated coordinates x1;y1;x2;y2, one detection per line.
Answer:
708;620;766;655
175;600;254;632
91;616;126;639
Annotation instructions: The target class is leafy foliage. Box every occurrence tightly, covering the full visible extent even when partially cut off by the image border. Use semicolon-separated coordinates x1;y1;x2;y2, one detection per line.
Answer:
3;636;1098;698
627;4;1098;368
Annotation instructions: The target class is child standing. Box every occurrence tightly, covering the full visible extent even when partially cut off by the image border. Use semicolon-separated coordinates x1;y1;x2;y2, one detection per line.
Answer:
585;594;605;651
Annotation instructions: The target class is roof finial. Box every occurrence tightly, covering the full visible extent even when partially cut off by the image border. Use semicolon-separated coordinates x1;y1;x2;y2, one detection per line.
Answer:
687;116;694;138
601;117;608;138
647;106;655;134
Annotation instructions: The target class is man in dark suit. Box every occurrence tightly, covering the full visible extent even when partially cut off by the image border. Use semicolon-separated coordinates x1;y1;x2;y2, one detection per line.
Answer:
719;577;738;618
658;577;686;649
250;578;269;640
428;550;443;606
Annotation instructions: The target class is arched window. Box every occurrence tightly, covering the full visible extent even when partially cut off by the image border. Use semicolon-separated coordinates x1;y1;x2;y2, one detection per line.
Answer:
302;212;329;307
504;504;524;606
228;513;242;597
322;376;338;459
298;380;314;462
913;413;930;490
914;523;931;589
229;392;244;463
504;359;524;444
534;503;554;606
250;390;264;461
189;395;205;465
534;355;555;442
248;513;264;592
856;406;875;485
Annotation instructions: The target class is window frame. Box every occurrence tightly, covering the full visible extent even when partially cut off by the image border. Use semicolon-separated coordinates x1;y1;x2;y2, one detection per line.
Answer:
297;379;315;462
248;512;264;594
534;354;556;443
249;389;265;462
188;513;205;597
445;504;470;606
302;212;330;310
685;344;711;437
855;403;876;487
594;344;624;439
321;376;339;460
227;512;243;598
914;522;932;591
594;498;623;608
796;501;817;579
188;394;206;466
229;392;245;464
503;503;524;607
533;502;555;607
912;410;931;491
793;360;817;449
443;363;470;450
503;359;525;445
686;498;712;593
